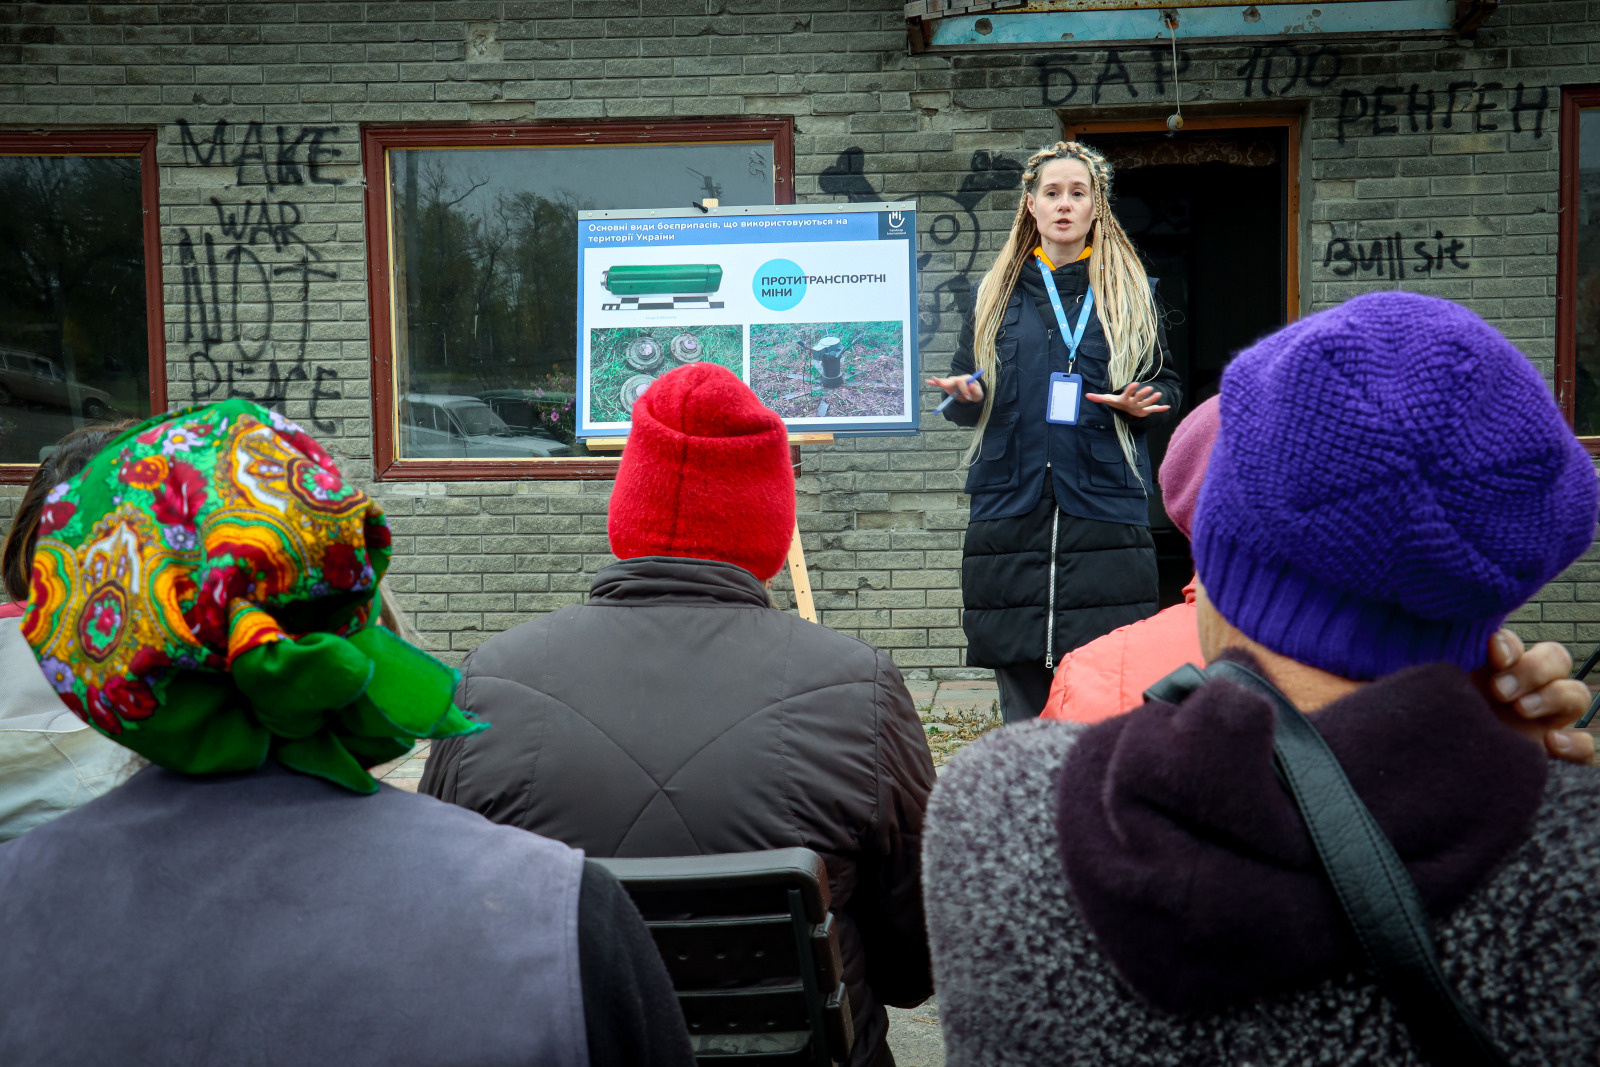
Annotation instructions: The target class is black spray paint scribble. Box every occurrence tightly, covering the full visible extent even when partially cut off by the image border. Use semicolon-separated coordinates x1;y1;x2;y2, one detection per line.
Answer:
179;222;342;431
1336;82;1549;143
1235;44;1344;99
176;118;345;189
1321;231;1469;280
1035;44;1333;109
821;147;1023;348
176;120;345;430
917;152;1025;347
1094;50;1137;103
1034;48;1191;107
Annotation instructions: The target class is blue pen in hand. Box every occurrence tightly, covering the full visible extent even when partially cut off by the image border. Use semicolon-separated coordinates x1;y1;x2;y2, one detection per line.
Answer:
933;367;986;414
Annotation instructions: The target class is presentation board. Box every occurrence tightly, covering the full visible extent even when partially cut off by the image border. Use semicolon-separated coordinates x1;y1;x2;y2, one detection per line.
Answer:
575;201;919;439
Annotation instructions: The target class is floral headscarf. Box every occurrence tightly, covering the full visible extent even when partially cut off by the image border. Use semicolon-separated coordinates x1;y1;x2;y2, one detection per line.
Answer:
22;398;484;794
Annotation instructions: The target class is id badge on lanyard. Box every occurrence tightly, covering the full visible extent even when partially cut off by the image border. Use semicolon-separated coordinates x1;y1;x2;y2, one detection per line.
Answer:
1037;252;1094;426
1047;372;1083;425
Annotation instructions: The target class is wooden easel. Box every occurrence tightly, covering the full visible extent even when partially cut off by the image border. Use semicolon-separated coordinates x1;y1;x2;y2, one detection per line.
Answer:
785;521;816;623
782;432;830;624
586;432;832;624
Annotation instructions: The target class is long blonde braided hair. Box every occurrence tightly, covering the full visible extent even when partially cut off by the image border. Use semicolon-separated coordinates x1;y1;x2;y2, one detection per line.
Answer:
964;141;1163;476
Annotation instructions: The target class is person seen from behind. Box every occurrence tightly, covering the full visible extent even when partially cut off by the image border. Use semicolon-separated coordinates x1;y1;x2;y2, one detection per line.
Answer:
0;420;133;840
0;399;692;1067
1040;395;1598;762
421;362;938;1067
924;292;1600;1064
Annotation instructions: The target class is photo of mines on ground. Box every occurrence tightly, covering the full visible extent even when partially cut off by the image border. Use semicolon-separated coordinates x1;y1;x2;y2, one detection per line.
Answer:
588;325;743;424
748;321;906;421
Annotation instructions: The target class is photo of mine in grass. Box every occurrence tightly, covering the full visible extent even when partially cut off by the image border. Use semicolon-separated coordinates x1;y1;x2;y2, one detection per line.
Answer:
587;324;743;424
749;321;906;421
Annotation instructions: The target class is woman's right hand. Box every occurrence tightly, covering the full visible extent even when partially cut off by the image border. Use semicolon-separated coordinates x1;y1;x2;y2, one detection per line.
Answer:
928;375;985;404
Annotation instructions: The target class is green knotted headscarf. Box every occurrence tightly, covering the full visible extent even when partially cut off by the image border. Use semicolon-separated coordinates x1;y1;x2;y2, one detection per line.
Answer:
22;398;485;794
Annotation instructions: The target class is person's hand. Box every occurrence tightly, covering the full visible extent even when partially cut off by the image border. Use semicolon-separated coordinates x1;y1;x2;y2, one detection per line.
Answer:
1087;383;1169;418
927;375;985;404
1475;628;1595;764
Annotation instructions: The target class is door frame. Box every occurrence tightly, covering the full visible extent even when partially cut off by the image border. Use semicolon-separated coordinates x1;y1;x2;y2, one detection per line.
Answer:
1556;83;1600;451
1063;114;1302;324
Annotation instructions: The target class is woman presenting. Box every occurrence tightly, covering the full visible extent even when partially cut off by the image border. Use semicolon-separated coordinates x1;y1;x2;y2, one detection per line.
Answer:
930;141;1181;720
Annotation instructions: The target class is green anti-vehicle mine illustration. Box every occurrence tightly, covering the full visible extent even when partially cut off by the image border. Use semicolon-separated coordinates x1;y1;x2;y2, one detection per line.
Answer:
602;264;724;295
600;264;725;310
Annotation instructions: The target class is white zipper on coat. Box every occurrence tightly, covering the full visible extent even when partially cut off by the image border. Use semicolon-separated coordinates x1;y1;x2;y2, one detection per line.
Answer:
1045;506;1060;670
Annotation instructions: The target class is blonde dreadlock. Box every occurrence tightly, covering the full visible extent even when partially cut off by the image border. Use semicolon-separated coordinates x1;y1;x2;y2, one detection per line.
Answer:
964;141;1163;477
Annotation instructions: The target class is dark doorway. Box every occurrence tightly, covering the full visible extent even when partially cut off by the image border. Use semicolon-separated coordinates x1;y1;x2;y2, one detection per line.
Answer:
1081;123;1295;606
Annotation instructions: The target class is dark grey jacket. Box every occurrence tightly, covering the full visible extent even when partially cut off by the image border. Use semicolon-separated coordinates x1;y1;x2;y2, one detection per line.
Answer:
925;716;1600;1066
421;556;938;1067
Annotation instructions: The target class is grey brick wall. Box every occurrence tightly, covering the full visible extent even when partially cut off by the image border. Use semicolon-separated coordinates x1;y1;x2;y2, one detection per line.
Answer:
1;0;1596;669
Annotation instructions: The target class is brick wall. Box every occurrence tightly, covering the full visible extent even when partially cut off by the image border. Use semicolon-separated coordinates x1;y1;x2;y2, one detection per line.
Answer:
1;0;1595;670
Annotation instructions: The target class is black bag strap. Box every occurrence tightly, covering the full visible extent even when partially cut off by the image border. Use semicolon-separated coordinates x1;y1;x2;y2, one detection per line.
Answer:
1145;661;1509;1067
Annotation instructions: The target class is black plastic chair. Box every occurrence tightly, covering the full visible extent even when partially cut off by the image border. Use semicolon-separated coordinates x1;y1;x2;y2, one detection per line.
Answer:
590;848;854;1066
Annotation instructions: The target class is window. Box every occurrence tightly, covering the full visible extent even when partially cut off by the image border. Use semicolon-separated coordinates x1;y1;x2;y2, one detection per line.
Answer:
0;131;164;478
363;120;795;480
1560;86;1600;446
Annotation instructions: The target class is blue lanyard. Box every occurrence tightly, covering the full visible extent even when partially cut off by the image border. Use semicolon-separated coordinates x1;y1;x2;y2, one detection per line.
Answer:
1035;252;1095;372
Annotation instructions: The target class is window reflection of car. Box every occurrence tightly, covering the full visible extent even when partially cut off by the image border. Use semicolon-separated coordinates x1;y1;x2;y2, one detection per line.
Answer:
0;347;116;419
476;388;576;438
401;393;572;459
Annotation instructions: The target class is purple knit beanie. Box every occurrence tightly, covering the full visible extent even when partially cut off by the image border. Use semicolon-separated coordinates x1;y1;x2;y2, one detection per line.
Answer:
1193;291;1598;680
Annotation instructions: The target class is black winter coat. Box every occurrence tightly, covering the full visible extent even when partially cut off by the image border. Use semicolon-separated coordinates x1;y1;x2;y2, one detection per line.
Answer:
945;257;1177;669
961;481;1159;669
419;556;938;1067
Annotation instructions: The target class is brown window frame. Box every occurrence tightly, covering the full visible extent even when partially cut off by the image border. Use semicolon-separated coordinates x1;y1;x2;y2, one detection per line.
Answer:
1557;84;1600;455
362;118;796;482
0;129;166;484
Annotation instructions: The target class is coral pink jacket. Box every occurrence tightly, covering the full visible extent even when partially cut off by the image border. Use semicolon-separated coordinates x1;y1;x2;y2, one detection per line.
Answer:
1039;578;1202;724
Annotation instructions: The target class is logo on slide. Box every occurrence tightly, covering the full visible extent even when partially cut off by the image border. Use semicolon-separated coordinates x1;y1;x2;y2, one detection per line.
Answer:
754;259;806;311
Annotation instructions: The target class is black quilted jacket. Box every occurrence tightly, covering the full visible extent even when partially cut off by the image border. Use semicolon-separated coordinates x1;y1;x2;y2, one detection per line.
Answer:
420;555;937;1067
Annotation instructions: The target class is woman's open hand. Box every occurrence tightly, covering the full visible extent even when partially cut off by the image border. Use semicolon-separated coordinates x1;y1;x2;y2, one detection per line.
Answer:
1087;383;1169;418
928;375;985;404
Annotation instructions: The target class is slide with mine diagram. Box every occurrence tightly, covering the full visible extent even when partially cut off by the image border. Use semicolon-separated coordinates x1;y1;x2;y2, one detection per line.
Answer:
575;202;918;438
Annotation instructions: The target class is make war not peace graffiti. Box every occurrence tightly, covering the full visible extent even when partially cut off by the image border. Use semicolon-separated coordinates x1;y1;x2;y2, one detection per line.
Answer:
174;118;345;431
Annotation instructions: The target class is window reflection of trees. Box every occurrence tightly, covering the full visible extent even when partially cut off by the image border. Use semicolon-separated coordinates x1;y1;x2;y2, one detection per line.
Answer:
0;155;148;463
388;141;774;456
399;157;589;390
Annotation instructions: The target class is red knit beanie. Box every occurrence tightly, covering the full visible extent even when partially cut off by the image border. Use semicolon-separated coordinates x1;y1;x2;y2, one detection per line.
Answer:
608;363;795;580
